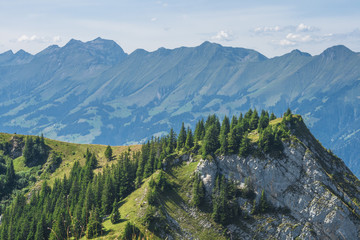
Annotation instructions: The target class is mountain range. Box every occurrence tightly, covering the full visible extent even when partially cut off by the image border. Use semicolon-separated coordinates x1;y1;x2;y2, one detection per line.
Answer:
0;38;359;176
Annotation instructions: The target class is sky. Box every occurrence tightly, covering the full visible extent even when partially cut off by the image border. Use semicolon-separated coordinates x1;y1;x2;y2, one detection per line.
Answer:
1;0;360;57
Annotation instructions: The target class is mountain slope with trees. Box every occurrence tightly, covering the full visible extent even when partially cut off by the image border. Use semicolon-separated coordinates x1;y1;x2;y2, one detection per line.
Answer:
0;109;359;239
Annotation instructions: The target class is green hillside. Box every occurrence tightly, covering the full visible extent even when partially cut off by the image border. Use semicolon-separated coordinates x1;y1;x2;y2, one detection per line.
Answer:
1;109;360;239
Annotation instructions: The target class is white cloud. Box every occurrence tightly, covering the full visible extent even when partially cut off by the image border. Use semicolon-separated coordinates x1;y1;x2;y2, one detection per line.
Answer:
16;35;62;44
296;23;317;32
151;17;157;22
211;30;233;41
254;25;281;33
286;33;312;42
279;39;296;46
17;34;43;43
253;23;318;35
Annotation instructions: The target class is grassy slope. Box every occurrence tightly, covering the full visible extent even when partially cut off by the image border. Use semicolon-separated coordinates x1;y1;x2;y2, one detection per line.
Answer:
0;132;141;188
101;160;226;240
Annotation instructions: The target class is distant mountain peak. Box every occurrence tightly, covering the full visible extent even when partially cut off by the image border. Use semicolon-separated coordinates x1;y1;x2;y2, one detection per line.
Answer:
0;50;14;56
65;38;83;47
15;49;32;57
290;49;311;57
321;45;354;58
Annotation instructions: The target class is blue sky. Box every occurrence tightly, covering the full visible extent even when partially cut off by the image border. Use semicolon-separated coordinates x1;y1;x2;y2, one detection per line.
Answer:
1;0;360;57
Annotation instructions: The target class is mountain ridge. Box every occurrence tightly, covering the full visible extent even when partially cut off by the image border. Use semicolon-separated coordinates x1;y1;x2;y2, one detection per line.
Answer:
0;38;360;177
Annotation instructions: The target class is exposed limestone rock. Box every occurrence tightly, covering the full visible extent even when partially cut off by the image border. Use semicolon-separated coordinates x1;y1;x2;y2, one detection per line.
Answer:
9;136;24;159
196;138;360;239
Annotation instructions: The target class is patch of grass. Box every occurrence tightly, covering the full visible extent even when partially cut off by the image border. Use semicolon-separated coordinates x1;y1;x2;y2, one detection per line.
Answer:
269;118;283;125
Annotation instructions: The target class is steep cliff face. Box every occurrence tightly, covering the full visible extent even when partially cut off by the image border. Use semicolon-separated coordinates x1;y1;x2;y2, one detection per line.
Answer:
197;120;360;239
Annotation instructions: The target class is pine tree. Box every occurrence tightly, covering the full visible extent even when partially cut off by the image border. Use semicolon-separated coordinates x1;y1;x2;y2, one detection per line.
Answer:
192;173;205;207
23;136;34;165
86;207;103;239
202;125;220;158
219;116;230;154
104;145;113;161
249;109;259;130
167;128;177;154
34;215;47;240
101;174;114;215
270;112;276;121
110;201;121;224
230;115;238;130
284;107;292;117
239;133;251;157
185;127;194;149
194;119;205;141
258;110;270;131
5;159;15;192
177;122;187;150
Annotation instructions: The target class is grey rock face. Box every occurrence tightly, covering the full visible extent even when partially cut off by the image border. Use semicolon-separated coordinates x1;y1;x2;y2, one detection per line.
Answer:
196;139;360;239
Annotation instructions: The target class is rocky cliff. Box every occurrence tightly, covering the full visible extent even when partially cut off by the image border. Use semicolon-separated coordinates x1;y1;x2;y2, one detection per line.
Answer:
196;119;360;239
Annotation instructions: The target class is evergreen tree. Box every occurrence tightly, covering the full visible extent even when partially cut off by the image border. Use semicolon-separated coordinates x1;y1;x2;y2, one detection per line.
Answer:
258;126;274;153
249;109;259;130
270;112;276;121
202;125;220;158
104;145;113;161
167;128;177;154
5;159;15;192
192;174;205;207
101;174;114;215
185;127;194;149
86;207;103;239
219;116;230;154
110;201;121;224
284;107;292;117
230;115;238;130
258;110;270;131
34;215;47;240
239;133;251;157
194;119;205;141
177;122;187;150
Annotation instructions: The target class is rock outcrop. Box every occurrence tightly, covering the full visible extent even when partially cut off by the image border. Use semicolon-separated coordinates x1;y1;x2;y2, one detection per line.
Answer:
196;121;360;239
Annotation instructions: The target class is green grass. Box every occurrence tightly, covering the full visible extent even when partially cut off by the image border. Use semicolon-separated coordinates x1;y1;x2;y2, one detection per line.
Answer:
0;132;141;190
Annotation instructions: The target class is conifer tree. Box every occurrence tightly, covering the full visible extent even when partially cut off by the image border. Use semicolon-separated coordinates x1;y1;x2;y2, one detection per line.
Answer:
194;119;205;141
239;133;251;157
110;201;121;224
258;110;270;131
270;112;276;121
230;115;238;130
250;109;259;130
177;122;187;150
192;173;205;207
101;174;114;215
185;127;194;149
202;125;220;158
104;145;113;161
34;215;47;240
86;207;103;239
167;128;177;154
219;116;230;154
5;159;15;191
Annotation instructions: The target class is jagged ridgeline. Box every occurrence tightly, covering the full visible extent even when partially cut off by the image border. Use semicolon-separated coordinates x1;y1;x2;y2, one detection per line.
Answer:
1;109;360;239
